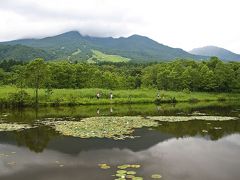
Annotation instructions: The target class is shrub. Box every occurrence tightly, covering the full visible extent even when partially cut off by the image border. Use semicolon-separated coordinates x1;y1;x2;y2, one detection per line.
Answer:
8;90;31;107
68;94;77;106
183;88;191;94
51;97;63;107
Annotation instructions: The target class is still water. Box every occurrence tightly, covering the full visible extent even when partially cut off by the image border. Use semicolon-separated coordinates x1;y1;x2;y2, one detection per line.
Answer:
0;102;240;180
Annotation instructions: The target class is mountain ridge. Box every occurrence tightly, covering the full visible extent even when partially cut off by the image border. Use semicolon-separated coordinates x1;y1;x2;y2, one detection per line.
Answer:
0;31;211;62
189;46;240;61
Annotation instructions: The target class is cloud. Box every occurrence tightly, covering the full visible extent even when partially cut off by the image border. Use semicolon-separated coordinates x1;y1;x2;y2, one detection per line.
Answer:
0;0;240;52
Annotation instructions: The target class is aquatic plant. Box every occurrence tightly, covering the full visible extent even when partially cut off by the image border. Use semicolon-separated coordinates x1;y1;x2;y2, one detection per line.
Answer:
147;116;237;122
0;123;31;132
151;174;162;179
43;116;158;140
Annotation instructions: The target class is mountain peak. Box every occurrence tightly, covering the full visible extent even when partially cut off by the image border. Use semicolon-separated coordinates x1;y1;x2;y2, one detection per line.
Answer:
190;46;240;61
54;31;82;38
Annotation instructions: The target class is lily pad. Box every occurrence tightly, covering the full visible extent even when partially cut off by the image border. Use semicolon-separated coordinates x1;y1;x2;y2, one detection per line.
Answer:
117;164;130;169
126;175;135;178
117;170;127;174
132;177;143;180
214;127;222;130
151;174;162;179
127;171;136;175
99;163;111;169
116;174;125;178
130;164;141;168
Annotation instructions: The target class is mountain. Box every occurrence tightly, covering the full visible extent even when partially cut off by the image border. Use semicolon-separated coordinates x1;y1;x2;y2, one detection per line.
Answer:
189;46;240;61
84;34;206;61
0;31;206;62
0;44;55;61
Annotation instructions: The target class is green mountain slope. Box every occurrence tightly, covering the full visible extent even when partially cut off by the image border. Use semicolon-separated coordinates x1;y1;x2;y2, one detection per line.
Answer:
0;44;55;61
189;46;240;61
89;50;130;63
85;34;206;61
0;31;207;62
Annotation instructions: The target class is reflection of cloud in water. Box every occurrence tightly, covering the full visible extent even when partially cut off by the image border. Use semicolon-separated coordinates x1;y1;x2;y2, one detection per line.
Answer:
0;134;240;180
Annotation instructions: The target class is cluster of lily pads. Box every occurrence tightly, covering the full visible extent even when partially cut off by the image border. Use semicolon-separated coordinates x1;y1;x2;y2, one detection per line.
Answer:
41;115;238;140
147;116;237;122
0;123;31;132
98;163;162;179
42;116;158;140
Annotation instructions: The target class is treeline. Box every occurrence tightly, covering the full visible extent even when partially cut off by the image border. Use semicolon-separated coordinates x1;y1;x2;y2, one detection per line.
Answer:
0;57;240;92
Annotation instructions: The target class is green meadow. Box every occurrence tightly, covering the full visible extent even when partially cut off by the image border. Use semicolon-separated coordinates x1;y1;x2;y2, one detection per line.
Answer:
0;86;240;107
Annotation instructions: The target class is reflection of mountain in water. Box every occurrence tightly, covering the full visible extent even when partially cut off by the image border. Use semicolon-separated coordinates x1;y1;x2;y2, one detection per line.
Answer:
0;119;240;153
1;134;240;180
0;128;173;153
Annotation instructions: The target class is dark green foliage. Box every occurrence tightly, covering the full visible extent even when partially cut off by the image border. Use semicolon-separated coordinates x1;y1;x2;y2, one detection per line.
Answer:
8;90;31;107
0;57;239;93
0;44;55;61
26;58;49;104
141;58;240;92
0;59;25;71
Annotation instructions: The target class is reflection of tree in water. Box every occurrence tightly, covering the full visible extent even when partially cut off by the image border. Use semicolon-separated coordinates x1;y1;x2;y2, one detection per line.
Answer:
12;126;59;153
155;120;240;140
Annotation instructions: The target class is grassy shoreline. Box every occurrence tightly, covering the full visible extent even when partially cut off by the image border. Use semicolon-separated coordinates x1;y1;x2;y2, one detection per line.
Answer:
0;86;240;107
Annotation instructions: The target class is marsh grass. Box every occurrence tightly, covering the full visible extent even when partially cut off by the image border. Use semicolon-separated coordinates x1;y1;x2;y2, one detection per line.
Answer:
0;86;240;107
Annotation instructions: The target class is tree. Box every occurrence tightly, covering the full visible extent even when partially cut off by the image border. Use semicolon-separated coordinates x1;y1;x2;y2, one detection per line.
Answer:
0;68;5;85
214;62;234;91
26;58;49;105
11;65;26;90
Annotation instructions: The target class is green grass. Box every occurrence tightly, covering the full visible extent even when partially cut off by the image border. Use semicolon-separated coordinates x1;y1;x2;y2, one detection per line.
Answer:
90;50;130;62
71;48;81;56
0;86;240;107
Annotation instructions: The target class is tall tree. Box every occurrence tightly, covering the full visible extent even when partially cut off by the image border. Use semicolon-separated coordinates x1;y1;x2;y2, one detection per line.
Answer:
26;58;49;105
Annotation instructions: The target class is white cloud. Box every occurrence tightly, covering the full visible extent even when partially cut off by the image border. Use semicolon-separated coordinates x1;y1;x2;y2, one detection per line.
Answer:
0;0;239;52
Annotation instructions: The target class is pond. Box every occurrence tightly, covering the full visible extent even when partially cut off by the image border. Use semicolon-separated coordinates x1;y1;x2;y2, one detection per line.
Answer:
0;101;240;180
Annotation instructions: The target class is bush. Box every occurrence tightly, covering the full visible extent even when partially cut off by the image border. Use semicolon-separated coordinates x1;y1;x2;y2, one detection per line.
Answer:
183;88;191;94
51;97;63;107
68;94;77;106
8;90;31;107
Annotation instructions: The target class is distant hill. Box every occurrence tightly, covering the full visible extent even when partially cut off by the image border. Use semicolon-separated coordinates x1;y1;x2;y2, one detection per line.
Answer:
0;31;206;62
0;44;55;61
189;46;240;61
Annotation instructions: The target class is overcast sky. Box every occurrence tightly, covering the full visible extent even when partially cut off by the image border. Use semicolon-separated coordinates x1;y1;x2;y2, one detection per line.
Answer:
0;0;239;52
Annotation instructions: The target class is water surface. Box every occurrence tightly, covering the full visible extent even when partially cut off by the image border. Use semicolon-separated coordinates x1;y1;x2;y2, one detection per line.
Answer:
0;102;240;180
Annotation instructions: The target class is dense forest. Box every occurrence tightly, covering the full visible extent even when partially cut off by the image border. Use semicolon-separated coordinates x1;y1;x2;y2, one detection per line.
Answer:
0;57;239;92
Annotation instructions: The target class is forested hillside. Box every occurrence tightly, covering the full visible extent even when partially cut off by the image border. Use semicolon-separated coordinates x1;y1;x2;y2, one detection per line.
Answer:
0;31;206;62
0;44;55;61
0;57;239;92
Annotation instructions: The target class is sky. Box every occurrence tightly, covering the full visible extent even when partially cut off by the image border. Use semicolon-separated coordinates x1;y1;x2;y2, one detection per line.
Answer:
0;0;239;53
